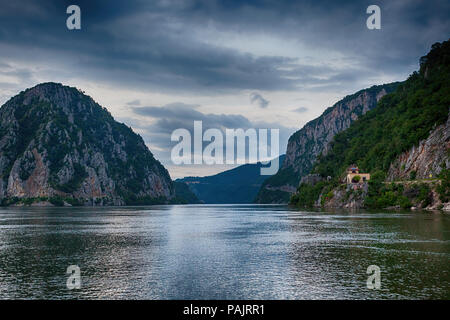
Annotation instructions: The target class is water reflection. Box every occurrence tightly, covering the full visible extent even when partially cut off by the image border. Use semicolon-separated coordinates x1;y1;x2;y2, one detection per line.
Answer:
287;211;450;299
0;206;448;299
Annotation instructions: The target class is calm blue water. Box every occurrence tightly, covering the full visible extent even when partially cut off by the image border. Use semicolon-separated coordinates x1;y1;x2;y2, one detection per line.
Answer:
0;205;449;299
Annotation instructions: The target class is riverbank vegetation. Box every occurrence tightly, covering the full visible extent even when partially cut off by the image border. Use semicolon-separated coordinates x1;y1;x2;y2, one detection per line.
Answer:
291;40;450;210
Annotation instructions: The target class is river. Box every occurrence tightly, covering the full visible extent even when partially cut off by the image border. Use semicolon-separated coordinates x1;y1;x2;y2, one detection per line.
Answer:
0;204;448;299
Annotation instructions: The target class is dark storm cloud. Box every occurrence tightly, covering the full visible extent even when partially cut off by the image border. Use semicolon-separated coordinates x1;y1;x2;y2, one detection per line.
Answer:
192;0;450;71
131;102;253;136
0;0;298;93
250;92;269;109
127;103;294;163
0;0;448;95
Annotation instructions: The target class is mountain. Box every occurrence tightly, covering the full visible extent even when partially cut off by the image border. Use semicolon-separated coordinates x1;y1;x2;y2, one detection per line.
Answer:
173;181;202;204
254;82;400;203
291;40;450;210
0;82;176;206
177;155;285;204
387;114;449;182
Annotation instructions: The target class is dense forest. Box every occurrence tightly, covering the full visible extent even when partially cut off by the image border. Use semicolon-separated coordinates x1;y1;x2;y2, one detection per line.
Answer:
291;40;450;208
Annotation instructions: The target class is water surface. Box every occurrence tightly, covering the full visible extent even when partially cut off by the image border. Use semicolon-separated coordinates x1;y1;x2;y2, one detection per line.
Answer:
0;205;448;299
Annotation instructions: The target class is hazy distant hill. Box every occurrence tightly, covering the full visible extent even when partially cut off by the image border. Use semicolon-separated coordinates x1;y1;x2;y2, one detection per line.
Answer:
177;155;285;204
173;181;202;204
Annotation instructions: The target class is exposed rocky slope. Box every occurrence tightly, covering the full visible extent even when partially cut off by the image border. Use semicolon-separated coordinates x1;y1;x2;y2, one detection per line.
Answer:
322;112;450;210
291;40;450;211
255;83;399;203
0;83;175;206
321;183;368;210
320;179;447;211
387;113;450;181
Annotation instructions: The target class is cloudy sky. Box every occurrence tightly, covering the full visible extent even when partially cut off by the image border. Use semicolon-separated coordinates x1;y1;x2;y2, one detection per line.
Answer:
0;0;448;178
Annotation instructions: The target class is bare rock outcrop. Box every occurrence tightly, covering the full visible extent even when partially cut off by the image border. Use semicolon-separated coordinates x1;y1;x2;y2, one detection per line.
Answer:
387;112;450;181
0;83;174;205
255;83;399;203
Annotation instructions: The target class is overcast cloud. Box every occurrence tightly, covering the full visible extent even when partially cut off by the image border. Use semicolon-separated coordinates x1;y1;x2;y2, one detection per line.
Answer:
1;0;448;96
124;102;294;166
0;0;448;177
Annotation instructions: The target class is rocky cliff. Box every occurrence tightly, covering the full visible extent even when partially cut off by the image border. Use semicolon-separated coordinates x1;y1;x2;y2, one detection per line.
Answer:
302;112;450;210
255;83;399;203
291;40;450;211
319;179;447;211
387;112;450;181
0;83;174;206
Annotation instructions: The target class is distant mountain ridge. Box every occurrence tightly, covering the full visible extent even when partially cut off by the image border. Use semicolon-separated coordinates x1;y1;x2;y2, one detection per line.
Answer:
178;155;285;204
173;181;202;204
0;83;177;206
255;82;400;203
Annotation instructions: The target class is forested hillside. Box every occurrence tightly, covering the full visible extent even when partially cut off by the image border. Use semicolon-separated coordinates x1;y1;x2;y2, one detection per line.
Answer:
292;40;450;210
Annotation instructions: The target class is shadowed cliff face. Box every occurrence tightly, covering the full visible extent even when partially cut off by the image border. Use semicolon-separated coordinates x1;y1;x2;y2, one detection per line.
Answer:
0;82;174;205
388;112;450;181
291;40;450;211
255;83;399;204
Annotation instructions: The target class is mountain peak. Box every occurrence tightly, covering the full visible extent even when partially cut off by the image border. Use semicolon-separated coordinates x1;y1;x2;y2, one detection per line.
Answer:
6;82;105;117
17;82;78;102
0;83;174;206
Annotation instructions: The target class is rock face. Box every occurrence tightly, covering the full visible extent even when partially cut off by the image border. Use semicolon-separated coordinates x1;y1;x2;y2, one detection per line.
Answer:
255;83;399;203
321;183;368;210
0;83;174;205
300;174;323;186
387;112;450;181
321;180;446;211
